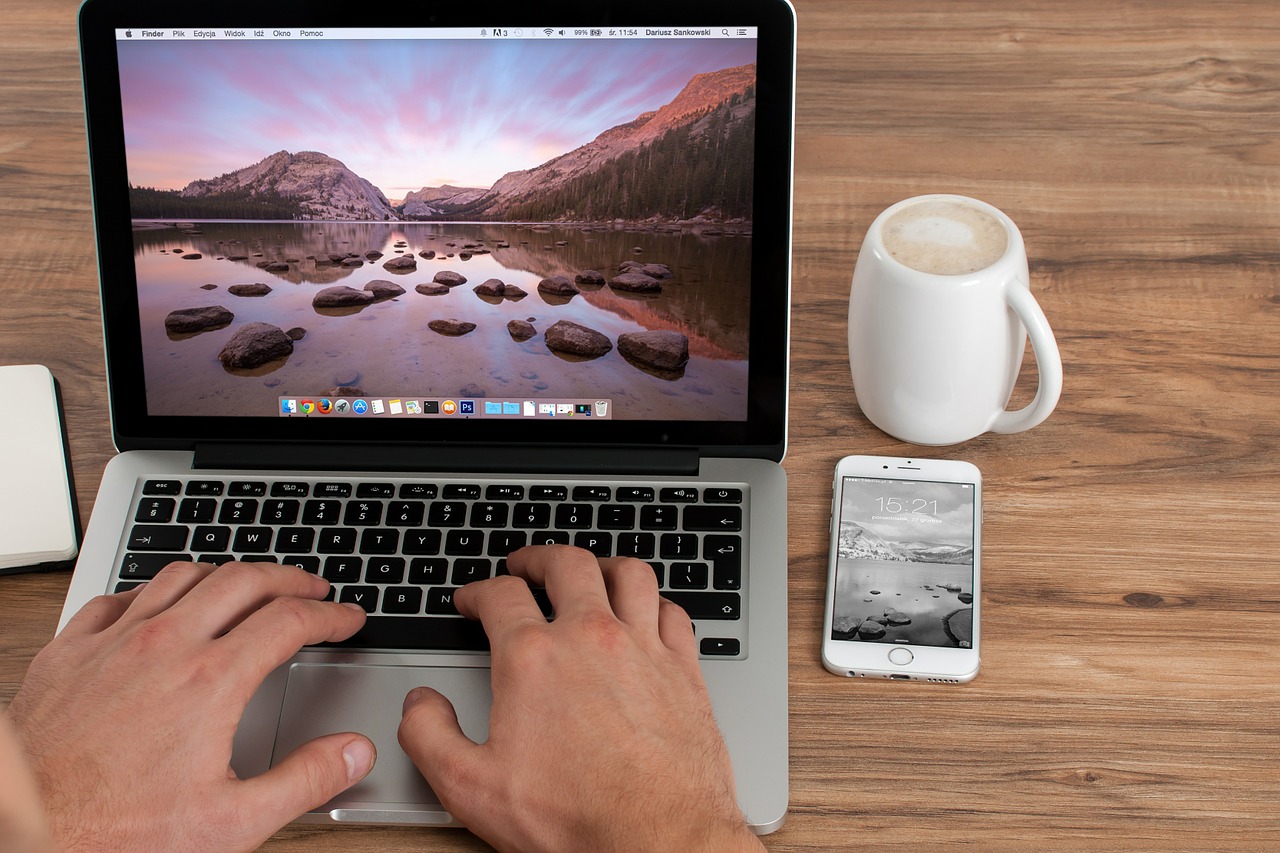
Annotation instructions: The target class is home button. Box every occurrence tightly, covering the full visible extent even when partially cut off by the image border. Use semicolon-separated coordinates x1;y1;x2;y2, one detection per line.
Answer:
887;647;914;666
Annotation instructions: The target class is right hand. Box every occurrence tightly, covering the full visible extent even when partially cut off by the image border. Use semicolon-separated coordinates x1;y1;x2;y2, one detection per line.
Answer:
398;545;765;852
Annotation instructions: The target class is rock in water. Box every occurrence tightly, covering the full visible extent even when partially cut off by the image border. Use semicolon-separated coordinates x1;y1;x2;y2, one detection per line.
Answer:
427;318;477;336
544;320;612;358
537;275;580;296
228;283;272;297
433;270;468;288
364;280;406;299
312;285;375;308
618;331;689;370
382;254;417;272
164;306;234;334
218;322;293;368
507;319;536;341
473;278;506;297
609;272;663;293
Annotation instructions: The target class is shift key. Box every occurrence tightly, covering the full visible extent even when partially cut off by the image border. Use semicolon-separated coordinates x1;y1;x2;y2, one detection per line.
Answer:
127;525;189;551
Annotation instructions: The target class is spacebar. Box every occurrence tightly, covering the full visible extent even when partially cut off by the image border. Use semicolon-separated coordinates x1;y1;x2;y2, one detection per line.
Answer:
321;616;490;651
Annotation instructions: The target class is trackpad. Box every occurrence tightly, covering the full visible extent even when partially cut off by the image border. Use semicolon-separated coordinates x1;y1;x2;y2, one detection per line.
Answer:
272;663;491;812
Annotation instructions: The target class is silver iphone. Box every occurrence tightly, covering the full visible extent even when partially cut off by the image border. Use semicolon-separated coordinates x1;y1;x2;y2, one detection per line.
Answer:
822;455;981;683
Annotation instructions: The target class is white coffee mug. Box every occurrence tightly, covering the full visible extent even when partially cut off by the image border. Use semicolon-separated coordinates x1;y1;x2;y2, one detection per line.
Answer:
848;194;1063;446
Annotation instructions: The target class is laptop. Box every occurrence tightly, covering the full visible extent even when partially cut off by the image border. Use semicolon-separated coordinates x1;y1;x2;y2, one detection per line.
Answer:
67;0;795;833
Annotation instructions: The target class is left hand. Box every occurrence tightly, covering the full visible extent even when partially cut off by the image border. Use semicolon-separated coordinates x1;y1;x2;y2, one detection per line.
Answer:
6;561;375;852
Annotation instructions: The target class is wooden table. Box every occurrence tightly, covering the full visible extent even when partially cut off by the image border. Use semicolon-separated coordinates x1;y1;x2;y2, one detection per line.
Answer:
3;1;1277;849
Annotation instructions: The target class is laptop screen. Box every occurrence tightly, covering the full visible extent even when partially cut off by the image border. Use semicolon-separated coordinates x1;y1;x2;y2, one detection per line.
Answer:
80;2;794;455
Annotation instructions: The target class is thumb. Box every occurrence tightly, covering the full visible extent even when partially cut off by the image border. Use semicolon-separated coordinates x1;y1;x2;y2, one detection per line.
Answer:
235;732;375;839
398;687;485;811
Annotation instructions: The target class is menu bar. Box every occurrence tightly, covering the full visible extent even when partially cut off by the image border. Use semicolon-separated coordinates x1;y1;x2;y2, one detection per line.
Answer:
116;27;757;41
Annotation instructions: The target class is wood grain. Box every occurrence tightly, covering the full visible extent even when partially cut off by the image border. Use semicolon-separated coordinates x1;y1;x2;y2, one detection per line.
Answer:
2;0;1278;849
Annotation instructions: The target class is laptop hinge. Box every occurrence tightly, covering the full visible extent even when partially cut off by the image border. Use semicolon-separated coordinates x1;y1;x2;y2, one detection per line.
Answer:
192;443;701;477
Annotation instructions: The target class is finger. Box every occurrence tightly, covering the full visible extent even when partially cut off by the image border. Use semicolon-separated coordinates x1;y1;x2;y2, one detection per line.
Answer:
162;561;332;639
233;732;375;840
453;574;546;641
118;561;217;622
398;687;485;818
504;545;611;620
599;557;662;632
59;586;144;636
215;596;367;688
657;597;700;665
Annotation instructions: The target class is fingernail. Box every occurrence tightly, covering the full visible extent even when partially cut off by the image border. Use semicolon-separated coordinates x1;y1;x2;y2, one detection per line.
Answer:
402;686;426;713
341;602;367;613
342;738;375;782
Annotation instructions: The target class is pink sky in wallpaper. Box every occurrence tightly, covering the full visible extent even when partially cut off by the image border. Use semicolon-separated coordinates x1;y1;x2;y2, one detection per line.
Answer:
118;37;756;198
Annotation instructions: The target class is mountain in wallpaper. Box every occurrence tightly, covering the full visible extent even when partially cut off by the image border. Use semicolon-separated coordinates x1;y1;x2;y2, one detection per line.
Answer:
837;521;974;565
127;64;756;224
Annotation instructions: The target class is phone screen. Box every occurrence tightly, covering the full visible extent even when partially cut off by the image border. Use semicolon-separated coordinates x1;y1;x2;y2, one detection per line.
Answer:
830;476;977;648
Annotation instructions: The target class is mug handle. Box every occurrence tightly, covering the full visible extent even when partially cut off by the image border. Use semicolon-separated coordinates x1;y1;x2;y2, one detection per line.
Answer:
989;282;1063;434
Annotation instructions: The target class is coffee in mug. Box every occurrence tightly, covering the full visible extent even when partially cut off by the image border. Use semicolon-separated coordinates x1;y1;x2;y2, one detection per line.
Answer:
847;194;1063;446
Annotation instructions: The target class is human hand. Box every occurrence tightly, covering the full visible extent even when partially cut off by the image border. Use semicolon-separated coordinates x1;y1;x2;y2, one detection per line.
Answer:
399;545;765;853
7;561;376;852
0;712;54;853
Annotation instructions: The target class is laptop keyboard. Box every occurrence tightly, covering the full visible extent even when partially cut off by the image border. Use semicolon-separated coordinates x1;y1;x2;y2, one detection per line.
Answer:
117;476;747;658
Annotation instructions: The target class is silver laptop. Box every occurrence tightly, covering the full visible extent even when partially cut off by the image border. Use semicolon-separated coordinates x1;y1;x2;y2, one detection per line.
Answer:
66;0;795;833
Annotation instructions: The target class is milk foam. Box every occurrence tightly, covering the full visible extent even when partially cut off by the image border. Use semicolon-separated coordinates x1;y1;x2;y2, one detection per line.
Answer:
882;200;1008;276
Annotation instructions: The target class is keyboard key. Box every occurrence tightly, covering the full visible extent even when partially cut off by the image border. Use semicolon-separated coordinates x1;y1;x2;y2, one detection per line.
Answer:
134;498;175;523
700;638;741;656
339;585;378;612
302;500;341;525
659;487;699;503
702;487;744;504
115;581;145;593
219;499;259;524
359;528;399;554
427;501;467;527
669;562;709;589
282;555;320;573
344;501;384;526
444;530;485;556
322;556;363;583
239;555;279;563
573;532;613;557
185;480;225;496
470;502;510;528
387;501;426;526
530;485;567;501
661;591;741;620
197;554;235;566
487;530;528;557
356;483;395;498
261;499;300;525
443;484;481;499
228;481;267;497
617;532;656;559
128;525;188;551
192;525;231;552
683;505;742;532
554;503;593;529
399;483;438;499
403;529;442;555
572;485;611;502
425;587;462;615
317;528;357;554
597;505;636;529
659;532;699;560
275;527;315;552
451;559;491;585
315;482;353;498
365;557;406;584
326;614;488;651
381;586;423;615
232;527;273;553
271;481;310;497
529;531;570;546
486;485;524;500
704;535;743;590
142;480;181;496
119;552;191;580
409;558;448;585
176;498;216;524
616;487;655;502
512;503;551;529
639;505;678;530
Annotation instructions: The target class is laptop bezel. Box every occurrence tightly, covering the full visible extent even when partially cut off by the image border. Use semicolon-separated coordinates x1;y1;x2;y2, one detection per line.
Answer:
78;0;794;461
